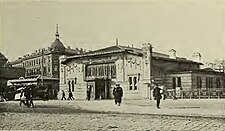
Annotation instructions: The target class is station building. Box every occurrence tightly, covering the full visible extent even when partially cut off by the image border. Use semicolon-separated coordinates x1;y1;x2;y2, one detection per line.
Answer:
59;43;225;100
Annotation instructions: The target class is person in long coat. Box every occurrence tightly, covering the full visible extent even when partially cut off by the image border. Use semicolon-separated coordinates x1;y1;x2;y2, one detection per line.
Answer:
153;85;162;109
61;90;66;100
19;88;26;106
113;84;123;106
86;86;91;101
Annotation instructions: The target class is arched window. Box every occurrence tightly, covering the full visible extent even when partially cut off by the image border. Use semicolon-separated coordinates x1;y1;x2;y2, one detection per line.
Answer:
68;80;71;92
72;80;74;92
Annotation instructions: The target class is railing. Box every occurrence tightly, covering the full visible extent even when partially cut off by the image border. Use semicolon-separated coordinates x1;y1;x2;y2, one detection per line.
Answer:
165;89;225;99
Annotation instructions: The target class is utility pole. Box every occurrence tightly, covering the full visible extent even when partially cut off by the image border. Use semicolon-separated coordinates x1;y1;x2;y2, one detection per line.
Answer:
41;48;44;84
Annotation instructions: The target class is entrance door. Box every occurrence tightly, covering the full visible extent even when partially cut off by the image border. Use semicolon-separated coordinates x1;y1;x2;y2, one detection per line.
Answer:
95;79;110;99
87;82;95;100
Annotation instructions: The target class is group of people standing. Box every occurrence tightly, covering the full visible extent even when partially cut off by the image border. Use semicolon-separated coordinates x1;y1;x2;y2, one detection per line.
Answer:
112;83;163;109
19;86;34;108
61;90;75;100
60;83;163;109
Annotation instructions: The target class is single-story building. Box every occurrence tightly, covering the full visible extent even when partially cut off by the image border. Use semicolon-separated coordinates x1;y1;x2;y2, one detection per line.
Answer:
58;44;224;100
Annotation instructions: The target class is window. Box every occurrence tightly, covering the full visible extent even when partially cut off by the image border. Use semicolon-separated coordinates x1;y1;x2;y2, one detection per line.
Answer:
85;64;116;78
71;80;74;92
216;78;221;88
68;81;71;92
129;76;139;90
129;77;133;90
75;77;77;84
206;77;213;89
177;77;181;87
133;77;137;90
54;66;57;71
47;66;50;72
197;77;202;89
172;77;176;89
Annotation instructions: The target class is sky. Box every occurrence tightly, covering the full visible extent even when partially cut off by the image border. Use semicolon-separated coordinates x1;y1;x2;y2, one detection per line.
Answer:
0;0;225;62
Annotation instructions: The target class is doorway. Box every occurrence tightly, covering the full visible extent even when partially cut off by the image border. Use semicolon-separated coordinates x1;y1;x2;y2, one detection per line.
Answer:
87;79;111;100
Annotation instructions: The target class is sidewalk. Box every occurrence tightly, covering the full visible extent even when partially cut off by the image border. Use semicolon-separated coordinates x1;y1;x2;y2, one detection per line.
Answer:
64;99;225;118
4;99;225;118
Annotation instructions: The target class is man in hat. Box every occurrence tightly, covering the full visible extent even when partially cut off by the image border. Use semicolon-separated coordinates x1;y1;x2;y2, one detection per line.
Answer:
153;84;162;109
113;83;123;106
61;90;66;100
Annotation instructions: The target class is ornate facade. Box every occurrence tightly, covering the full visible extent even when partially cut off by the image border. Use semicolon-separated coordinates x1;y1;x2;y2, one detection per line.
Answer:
59;43;224;100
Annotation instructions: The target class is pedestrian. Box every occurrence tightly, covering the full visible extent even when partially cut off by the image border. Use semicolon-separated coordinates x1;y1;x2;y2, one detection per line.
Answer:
68;91;75;100
153;85;162;109
19;88;26;106
61;90;66;100
113;83;123;106
86;86;91;101
29;87;34;108
24;87;30;107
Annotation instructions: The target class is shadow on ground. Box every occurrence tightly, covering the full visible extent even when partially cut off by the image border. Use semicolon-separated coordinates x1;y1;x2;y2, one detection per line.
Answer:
0;102;101;114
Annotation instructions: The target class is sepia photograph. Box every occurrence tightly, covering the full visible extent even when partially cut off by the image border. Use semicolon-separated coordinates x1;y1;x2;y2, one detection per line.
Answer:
0;0;225;130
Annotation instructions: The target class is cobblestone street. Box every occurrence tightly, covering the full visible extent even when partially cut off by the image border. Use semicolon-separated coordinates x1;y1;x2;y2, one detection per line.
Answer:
1;100;225;130
1;112;225;130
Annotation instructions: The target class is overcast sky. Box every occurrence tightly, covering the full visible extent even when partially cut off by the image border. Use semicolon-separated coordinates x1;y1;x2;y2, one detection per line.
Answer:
0;0;225;62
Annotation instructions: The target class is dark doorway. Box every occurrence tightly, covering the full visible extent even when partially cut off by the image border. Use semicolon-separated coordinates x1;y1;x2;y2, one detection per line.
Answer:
95;79;110;99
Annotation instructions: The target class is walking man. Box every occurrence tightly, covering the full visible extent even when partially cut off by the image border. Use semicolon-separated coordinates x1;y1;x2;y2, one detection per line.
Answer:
113;83;123;106
153;85;162;109
68;91;75;100
86;86;91;101
61;90;66;100
19;88;26;106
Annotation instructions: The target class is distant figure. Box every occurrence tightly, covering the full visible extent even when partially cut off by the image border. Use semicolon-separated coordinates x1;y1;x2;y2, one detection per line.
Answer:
113;84;123;106
86;86;91;101
68;91;75;100
24;87;30;107
61;90;66;100
153;85;162;109
29;87;34;108
43;90;48;101
19;88;26;106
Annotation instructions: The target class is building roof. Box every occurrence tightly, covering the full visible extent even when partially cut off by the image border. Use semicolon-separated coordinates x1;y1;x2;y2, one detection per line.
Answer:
62;45;201;65
152;56;202;65
0;52;8;61
0;67;25;79
168;68;224;75
50;38;65;51
8;75;59;85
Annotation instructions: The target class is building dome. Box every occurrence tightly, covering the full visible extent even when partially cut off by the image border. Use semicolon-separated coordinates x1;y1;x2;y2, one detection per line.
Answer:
50;24;65;51
51;39;65;51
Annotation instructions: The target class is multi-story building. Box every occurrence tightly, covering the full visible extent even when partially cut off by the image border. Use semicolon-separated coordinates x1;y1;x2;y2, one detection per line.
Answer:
0;52;25;100
10;25;84;99
59;43;225;100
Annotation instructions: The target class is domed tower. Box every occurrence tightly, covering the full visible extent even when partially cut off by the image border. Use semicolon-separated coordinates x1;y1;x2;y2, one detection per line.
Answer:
50;24;65;52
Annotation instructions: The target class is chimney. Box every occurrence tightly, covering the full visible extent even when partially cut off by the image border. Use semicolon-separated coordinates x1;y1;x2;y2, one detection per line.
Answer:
169;49;176;59
192;52;202;63
67;46;71;49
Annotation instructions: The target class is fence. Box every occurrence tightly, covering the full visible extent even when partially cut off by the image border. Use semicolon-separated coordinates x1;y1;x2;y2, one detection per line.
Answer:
165;89;225;99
